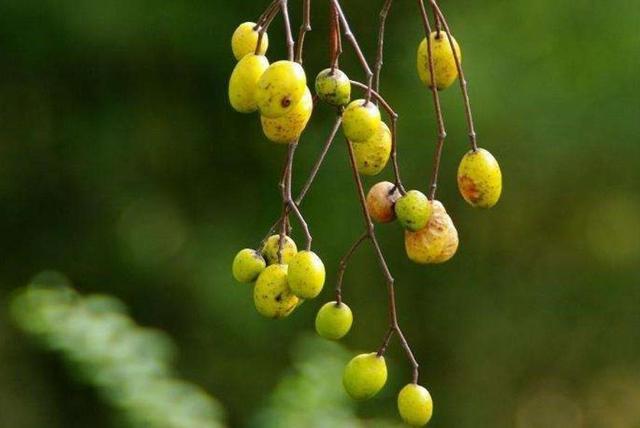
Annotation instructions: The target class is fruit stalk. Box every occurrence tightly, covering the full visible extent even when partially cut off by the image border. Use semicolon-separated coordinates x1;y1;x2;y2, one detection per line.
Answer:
329;1;342;71
335;230;369;304
255;2;280;55
295;0;312;63
280;0;295;61
373;0;394;94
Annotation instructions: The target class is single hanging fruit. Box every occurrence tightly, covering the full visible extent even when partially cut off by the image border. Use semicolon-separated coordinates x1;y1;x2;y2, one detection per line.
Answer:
405;200;458;264
261;234;298;265
343;352;388;400
352;122;392;176
231;22;268;60
288;250;326;299
395;190;433;232
228;54;270;113
417;31;461;90
366;181;401;223
315;301;353;340
261;87;313;143
253;264;299;318
231;249;266;283
315;68;351;106
457;148;502;208
256;60;307;118
397;384;434;426
342;99;381;143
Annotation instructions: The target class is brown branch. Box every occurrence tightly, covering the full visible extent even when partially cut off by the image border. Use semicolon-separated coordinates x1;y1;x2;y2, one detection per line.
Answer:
335;231;369;304
280;0;295;61
373;0;394;94
295;0;312;63
284;143;313;251
254;0;279;30
255;2;280;54
329;1;343;70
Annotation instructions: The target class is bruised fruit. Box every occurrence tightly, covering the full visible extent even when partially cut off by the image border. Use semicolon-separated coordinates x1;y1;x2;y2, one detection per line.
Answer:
366;181;401;223
395;190;432;232
457;148;502;208
397;384;434;426
231;22;268;60
343;353;388;400
353;122;392;175
405;200;458;264
315;301;353;340
261;234;298;265
256;60;307;118
315;68;351;106
232;249;266;283
229;54;270;113
253;264;299;318
342;99;381;142
288;250;325;299
417;31;461;90
261;87;313;143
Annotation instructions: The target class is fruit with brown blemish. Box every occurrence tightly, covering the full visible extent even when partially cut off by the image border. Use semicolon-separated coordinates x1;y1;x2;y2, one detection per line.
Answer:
395;190;432;232
457;148;502;208
287;250;325;299
261;87;313;143
231;22;268;60
417;31;461;90
254;264;299;319
256;60;307;118
315;68;351;106
228;54;270;113
405;200;458;264
315;301;353;340
342;99;382;142
366;181;401;224
397;384;434;426
232;249;266;283
352;122;392;176
343;352;388;400
261;234;298;265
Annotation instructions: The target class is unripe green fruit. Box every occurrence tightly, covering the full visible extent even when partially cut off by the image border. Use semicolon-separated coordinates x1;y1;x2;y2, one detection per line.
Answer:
315;301;353;340
288;251;325;299
315;68;351;106
366;181;401;223
353;122;391;176
395;190;432;231
417;31;461;90
343;353;387;400
253;264;299;319
261;234;298;265
342;99;381;142
261;87;313;144
405;200;458;264
256;60;307;118
232;249;266;283
457;148;502;208
398;384;433;426
228;54;270;113
231;22;268;60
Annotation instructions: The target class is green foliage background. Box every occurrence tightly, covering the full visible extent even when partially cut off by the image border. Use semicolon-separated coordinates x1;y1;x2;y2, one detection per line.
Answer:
1;0;639;427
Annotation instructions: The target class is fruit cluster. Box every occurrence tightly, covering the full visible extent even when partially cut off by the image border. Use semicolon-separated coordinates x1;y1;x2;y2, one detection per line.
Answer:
228;1;502;426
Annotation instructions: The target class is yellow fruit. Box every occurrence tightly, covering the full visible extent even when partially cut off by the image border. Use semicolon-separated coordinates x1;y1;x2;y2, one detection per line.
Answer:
315;301;353;340
315;68;351;106
397;384;433;426
288;251;325;299
395;190;432;232
417;31;461;90
253;264;299;319
352;122;392;175
231;22;268;60
232;249;266;283
256;60;307;118
405;200;458;264
343;353;387;400
228;54;269;113
261;234;298;265
457;148;502;208
342;99;381;142
261;87;313;144
366;181;401;223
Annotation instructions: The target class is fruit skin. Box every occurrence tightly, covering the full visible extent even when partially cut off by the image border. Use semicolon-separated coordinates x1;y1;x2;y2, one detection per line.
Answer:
261;87;313;143
261;234;298;265
228;54;270;113
253;264;299;319
367;181;401;223
342;99;382;142
405;200;458;264
343;353;388;400
315;68;351;106
353;122;392;176
256;60;307;118
457;148;502;208
231;22;268;60
417;31;461;90
315;301;353;340
232;249;266;283
395;190;432;232
287;250;325;299
397;384;433;426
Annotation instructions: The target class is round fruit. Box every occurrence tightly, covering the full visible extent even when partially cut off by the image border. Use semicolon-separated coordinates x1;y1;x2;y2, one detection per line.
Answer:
261;234;298;265
395;190;432;232
315;68;351;106
261;87;313;143
405;200;458;264
342;99;381;142
231;22;268;60
343;352;388;400
366;181;401;223
417;31;461;90
253;264;299;319
287;251;325;299
457;148;502;208
228;54;270;113
352;122;392;176
315;301;353;340
232;249;266;283
397;384;433;426
256;60;307;118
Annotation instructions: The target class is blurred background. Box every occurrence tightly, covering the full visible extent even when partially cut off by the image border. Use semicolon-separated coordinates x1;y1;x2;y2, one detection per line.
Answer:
1;0;639;427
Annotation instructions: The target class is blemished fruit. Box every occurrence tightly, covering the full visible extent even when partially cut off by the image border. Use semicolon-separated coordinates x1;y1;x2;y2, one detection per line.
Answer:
315;68;351;106
366;181;401;223
397;384;434;426
232;249;266;283
256;60;307;118
253;264;299;318
262;234;298;265
343;353;388;400
288;251;325;299
342;99;382;142
417;31;461;90
261;87;313;143
228;54;270;113
457;148;502;208
231;22;268;60
315;301;353;340
353;122;392;176
405;200;458;264
395;190;432;232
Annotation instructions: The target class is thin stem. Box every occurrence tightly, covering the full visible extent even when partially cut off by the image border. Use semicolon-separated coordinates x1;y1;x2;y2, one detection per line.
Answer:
255;0;279;29
280;0;295;61
373;0;394;94
277;145;295;263
295;0;312;63
284;143;313;251
255;3;280;54
329;1;343;70
335;231;369;304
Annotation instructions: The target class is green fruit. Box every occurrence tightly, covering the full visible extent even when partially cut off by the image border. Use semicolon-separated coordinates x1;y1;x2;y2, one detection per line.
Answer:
288;251;325;299
231;22;268;60
417;31;461;90
315;68;351;106
395;190;432;232
253;264;299;319
315;301;353;340
228;54;270;113
261;234;298;265
261;87;313;144
457;148;502;208
342;99;381;142
232;249;266;283
256;60;307;118
352;122;391;175
397;384;433;426
343;352;387;400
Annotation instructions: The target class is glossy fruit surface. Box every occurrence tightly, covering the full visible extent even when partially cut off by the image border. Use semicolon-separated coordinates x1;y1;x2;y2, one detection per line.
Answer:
315;68;351;106
231;22;268;60
395;190;432;231
405;200;458;264
397;384;433;426
342;99;381;142
261;234;298;265
343;353;387;400
256;60;307;118
366;181;401;223
253;264;299;318
417;31;461;90
315;301;353;340
232;249;266;283
261;87;313;143
228;54;269;113
457;148;502;208
353;122;392;176
288;250;325;299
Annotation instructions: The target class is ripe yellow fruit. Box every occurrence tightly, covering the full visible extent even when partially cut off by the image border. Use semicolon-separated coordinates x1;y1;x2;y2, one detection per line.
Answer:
228;54;270;113
256;60;307;118
417;31;461;90
287;250;325;299
253;264;299;319
315;301;353;340
342;99;381;143
457;148;502;208
261;234;298;265
366;181;401;223
232;249;266;283
352;122;391;176
261;87;313;144
315;68;351;106
343;353;388;400
231;22;268;60
405;200;458;264
395;190;432;232
397;384;433;426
